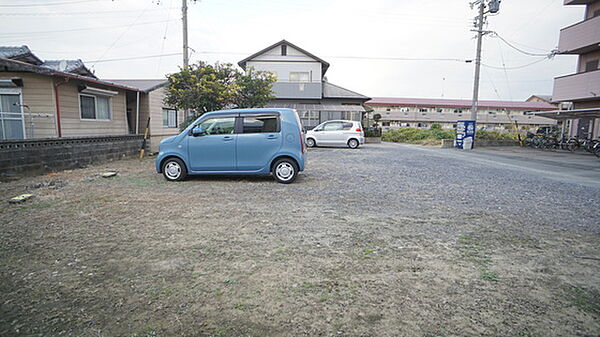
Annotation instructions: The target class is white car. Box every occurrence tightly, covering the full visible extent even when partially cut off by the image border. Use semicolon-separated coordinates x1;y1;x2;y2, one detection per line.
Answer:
305;120;365;149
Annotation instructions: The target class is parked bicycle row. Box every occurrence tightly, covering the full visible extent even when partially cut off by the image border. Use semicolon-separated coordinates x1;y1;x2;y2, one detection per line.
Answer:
524;132;600;158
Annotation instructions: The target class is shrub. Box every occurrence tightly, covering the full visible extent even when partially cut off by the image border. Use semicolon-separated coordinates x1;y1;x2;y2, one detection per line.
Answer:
476;129;517;140
382;128;454;145
364;127;382;137
382;127;518;145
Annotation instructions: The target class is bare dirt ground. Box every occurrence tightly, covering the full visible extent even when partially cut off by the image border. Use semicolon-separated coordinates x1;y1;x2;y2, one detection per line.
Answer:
1;143;599;337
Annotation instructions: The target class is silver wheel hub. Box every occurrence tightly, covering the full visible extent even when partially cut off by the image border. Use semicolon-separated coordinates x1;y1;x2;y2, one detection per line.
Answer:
165;162;181;179
350;140;358;147
276;163;294;180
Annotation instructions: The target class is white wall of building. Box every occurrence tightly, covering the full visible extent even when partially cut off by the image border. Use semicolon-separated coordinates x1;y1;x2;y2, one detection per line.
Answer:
245;45;322;82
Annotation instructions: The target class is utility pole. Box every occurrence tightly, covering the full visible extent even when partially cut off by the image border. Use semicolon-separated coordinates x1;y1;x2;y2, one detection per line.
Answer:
182;0;189;70
467;0;500;148
470;1;485;121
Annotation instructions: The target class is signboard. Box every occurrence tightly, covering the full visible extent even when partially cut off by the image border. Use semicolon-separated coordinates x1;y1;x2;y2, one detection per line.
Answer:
455;120;476;149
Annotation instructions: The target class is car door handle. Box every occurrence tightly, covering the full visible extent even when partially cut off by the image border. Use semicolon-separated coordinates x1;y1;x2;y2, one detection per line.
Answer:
223;136;234;141
267;135;278;139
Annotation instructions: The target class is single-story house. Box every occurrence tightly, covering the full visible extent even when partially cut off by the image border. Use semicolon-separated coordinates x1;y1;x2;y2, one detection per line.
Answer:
0;46;179;151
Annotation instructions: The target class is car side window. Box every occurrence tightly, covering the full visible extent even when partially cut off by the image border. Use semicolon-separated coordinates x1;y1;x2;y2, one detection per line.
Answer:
341;122;353;130
323;122;343;131
242;115;280;133
197;117;235;135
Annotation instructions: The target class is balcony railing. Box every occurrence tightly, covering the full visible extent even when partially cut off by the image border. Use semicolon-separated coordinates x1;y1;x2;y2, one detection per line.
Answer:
272;81;322;99
558;15;600;54
553;69;600;102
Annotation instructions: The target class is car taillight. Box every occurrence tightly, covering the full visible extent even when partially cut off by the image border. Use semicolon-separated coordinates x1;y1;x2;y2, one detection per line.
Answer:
355;128;362;132
300;132;306;153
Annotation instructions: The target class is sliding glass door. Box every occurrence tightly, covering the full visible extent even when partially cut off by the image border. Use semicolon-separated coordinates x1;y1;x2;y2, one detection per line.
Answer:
0;93;25;140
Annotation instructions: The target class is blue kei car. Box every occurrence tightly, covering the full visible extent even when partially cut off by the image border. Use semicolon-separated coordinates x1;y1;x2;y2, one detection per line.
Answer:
155;108;307;184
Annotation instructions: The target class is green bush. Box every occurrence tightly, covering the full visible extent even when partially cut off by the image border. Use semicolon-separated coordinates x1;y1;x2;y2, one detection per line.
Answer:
475;129;517;140
382;127;518;145
381;128;454;145
364;127;382;137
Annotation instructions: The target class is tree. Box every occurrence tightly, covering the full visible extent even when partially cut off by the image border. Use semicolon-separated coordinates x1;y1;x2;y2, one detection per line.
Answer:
164;62;276;130
164;61;238;114
373;113;382;127
233;67;276;108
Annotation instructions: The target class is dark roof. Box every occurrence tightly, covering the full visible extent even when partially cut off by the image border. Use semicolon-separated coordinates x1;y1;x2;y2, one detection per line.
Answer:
323;81;370;101
42;59;96;78
106;79;168;92
527;94;553;103
238;40;330;75
366;97;556;111
0;57;142;92
0;46;43;65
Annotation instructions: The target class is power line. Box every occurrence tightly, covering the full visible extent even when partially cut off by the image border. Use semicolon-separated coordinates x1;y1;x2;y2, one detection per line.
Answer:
0;7;179;16
482;57;550;70
0;19;177;38
490;32;556;57
0;0;104;7
195;51;472;63
90;1;155;68
84;52;182;63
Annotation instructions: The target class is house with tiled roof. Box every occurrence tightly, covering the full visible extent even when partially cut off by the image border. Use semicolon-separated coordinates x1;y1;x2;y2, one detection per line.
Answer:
0;46;178;146
238;40;370;129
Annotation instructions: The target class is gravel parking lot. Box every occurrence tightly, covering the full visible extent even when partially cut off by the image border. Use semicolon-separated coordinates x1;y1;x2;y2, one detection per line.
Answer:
1;143;599;336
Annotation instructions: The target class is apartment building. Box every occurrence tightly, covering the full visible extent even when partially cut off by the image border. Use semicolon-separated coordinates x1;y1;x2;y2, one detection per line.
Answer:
238;40;370;129
534;0;600;139
365;97;557;131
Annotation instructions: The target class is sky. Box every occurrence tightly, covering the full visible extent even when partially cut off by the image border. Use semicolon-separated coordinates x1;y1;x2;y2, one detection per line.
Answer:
0;0;586;101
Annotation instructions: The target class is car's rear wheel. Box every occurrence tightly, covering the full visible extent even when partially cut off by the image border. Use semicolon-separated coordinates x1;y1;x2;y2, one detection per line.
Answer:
348;138;359;149
306;137;316;148
162;157;187;181
272;158;298;184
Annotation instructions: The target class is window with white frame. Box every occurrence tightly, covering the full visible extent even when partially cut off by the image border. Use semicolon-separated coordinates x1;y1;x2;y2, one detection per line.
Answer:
162;108;177;128
80;94;111;120
289;72;310;82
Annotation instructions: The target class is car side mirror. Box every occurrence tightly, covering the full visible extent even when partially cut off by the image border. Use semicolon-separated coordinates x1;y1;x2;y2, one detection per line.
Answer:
191;126;206;136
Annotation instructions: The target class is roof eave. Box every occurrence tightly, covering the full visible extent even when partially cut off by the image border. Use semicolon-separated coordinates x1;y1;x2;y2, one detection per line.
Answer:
0;58;142;92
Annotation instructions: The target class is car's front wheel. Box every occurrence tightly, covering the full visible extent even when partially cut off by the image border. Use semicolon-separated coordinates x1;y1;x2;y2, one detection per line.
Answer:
306;138;316;148
347;138;359;149
162;157;187;181
272;158;298;184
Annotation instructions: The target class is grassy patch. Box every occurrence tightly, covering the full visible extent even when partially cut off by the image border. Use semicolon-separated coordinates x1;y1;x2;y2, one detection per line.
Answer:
363;248;375;255
14;201;54;211
561;285;600;315
301;282;315;289
457;235;499;282
129;325;159;337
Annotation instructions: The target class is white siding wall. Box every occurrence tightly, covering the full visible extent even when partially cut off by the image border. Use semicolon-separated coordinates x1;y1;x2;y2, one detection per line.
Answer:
246;60;322;83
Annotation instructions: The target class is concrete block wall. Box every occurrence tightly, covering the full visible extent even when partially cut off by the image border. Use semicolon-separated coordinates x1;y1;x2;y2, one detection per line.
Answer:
441;139;519;148
0;135;144;175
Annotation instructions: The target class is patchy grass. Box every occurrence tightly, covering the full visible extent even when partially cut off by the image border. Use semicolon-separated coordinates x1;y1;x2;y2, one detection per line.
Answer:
457;235;499;282
561;285;600;315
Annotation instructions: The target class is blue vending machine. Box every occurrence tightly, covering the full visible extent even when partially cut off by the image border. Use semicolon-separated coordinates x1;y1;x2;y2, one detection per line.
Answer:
455;120;476;149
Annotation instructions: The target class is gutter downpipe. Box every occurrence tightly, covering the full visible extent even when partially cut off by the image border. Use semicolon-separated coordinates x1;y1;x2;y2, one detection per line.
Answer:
135;91;140;134
53;77;68;138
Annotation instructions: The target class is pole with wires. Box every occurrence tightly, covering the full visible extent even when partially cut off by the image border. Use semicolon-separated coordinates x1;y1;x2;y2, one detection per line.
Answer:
468;0;501;148
182;0;189;70
470;1;485;122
